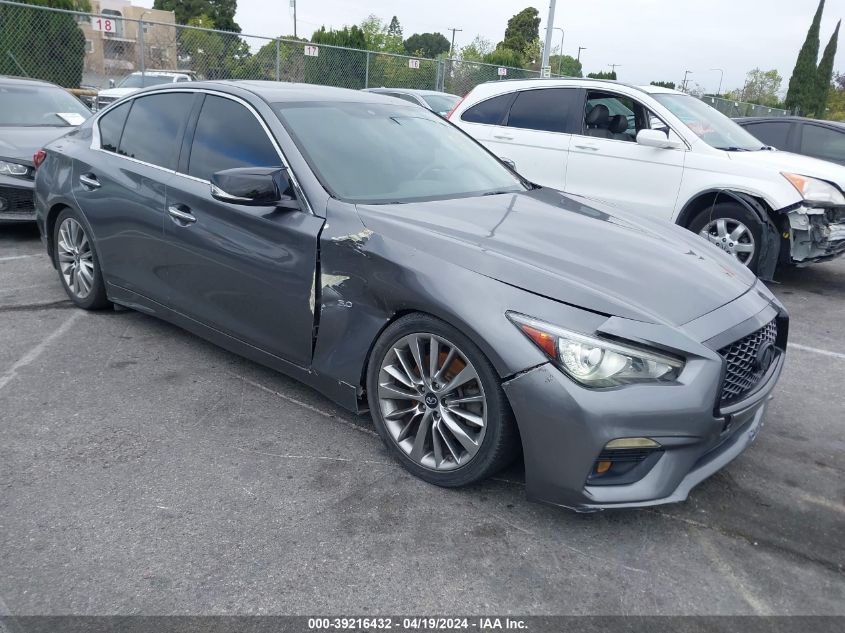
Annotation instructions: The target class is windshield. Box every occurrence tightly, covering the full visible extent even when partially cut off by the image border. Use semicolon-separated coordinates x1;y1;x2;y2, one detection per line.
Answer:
0;84;91;126
274;101;526;204
421;93;461;115
652;93;766;151
117;74;176;88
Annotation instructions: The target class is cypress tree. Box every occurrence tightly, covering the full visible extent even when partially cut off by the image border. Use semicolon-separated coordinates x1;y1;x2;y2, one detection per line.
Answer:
784;0;825;114
814;20;840;117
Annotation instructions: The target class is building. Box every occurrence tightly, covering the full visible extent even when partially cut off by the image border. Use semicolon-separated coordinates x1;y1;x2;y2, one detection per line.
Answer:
78;0;178;87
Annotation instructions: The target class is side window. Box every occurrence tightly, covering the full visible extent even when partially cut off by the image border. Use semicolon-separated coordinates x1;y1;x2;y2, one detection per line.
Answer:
118;93;194;169
799;124;845;163
98;101;131;153
583;91;640;141
460;92;516;126
744;121;790;149
187;95;280;181
506;88;580;133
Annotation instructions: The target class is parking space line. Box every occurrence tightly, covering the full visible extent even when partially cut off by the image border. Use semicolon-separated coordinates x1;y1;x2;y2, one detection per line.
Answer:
0;312;81;392
228;372;379;437
788;343;845;360
696;532;771;614
0;255;39;262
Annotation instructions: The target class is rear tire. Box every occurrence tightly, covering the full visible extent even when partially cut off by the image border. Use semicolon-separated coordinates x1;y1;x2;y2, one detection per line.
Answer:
53;207;110;310
366;313;518;487
688;201;763;273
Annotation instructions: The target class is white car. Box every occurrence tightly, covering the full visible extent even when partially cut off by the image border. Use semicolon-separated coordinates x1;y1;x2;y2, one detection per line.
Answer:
95;70;194;111
449;79;845;276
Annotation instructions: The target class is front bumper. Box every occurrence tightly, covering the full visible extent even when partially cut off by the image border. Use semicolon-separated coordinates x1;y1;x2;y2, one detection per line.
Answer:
0;176;35;222
502;287;786;511
787;205;845;264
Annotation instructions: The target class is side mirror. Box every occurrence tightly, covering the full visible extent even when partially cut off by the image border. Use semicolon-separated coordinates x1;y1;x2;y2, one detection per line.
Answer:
108;79;115;88
210;167;297;208
500;156;517;171
636;129;684;150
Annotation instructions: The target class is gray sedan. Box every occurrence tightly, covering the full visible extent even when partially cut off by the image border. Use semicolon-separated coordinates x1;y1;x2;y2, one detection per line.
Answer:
0;75;91;222
33;81;787;511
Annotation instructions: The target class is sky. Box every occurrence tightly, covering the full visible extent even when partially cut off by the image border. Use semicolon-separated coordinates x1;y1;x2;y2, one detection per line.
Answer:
134;0;845;94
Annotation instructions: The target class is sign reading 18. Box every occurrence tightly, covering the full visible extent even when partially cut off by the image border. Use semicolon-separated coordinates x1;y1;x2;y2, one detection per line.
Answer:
91;17;116;33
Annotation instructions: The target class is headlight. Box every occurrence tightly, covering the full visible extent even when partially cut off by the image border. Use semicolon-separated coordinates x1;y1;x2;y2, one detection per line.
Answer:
782;173;845;206
0;160;30;177
507;313;684;387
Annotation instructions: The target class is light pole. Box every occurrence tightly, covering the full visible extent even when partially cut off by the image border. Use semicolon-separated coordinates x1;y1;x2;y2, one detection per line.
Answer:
447;27;462;57
577;46;586;62
710;68;724;95
540;0;557;75
138;10;153;76
290;0;297;38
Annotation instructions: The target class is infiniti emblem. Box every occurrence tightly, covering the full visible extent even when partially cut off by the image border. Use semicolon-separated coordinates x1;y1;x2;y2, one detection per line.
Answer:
755;341;775;372
424;393;438;408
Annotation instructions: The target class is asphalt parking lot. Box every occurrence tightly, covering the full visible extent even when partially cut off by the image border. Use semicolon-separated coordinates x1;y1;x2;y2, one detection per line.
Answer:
0;222;843;616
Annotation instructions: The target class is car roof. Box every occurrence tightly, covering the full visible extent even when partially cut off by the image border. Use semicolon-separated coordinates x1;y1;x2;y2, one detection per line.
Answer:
468;76;686;98
364;87;459;97
736;115;845;128
0;74;63;89
136;80;410;106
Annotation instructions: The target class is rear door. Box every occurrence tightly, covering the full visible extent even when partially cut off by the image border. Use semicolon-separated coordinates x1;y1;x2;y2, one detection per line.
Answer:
72;92;195;302
160;93;323;366
564;89;686;220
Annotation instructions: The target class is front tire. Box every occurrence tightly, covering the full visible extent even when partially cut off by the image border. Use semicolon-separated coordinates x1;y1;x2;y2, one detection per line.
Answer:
53;208;110;310
689;201;763;273
366;313;518;487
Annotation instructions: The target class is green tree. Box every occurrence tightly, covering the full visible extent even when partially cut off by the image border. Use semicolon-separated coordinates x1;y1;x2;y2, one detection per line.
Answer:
0;0;89;87
154;0;240;32
387;16;402;39
459;35;493;62
310;25;367;50
731;68;783;107
403;32;450;58
785;0;825;114
549;54;582;77
650;81;676;89
483;46;523;68
813;20;840;117
499;7;539;57
587;70;616;80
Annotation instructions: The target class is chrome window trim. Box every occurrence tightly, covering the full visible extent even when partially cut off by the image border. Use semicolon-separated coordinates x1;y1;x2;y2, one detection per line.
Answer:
90;87;314;214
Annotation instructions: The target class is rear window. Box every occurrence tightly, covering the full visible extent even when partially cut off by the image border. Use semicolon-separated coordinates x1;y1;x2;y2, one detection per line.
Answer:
460;93;515;125
98;101;130;152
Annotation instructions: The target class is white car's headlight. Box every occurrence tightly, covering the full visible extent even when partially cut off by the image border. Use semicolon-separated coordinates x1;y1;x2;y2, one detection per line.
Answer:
782;172;845;206
0;160;30;177
508;313;684;387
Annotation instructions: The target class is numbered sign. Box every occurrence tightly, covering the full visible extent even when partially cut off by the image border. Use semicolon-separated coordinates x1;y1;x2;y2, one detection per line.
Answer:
408;59;420;69
497;67;507;76
304;45;319;57
91;16;116;33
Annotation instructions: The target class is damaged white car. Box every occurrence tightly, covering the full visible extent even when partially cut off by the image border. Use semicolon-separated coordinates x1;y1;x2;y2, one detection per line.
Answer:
449;80;845;278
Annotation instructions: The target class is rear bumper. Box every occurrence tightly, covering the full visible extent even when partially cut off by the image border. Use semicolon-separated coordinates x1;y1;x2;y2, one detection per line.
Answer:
0;176;35;222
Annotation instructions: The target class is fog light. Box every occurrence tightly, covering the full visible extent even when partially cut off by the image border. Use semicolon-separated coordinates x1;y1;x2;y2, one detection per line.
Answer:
595;460;612;474
587;439;664;486
605;437;661;449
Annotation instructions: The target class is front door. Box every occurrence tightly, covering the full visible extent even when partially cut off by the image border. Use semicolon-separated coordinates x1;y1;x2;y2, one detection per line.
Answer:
160;93;323;367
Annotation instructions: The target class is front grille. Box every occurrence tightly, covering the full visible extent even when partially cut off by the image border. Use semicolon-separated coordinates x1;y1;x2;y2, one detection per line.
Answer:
718;319;778;404
0;186;35;216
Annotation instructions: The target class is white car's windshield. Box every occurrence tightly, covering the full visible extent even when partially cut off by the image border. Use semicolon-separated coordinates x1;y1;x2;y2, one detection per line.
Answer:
0;84;91;126
117;74;176;88
421;93;461;116
274;101;526;204
652;93;767;151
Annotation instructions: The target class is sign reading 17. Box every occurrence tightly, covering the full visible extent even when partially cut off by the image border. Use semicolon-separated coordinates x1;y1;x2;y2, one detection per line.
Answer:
91;17;116;33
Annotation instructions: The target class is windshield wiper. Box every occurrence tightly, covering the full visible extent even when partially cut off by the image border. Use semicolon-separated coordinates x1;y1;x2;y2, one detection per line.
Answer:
715;146;751;152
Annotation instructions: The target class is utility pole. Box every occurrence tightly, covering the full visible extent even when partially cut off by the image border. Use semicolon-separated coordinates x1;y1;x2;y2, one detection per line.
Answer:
710;68;724;95
609;63;621;77
290;0;297;38
544;27;564;75
447;27;462;57
540;0;557;76
682;69;692;92
577;46;586;62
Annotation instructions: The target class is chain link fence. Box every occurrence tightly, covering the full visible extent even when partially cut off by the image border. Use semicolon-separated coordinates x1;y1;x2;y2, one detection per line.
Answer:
699;95;792;118
0;0;551;104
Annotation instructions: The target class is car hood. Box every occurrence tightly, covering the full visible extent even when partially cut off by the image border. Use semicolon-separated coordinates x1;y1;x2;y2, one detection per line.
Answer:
727;149;845;189
355;188;756;327
0;126;76;164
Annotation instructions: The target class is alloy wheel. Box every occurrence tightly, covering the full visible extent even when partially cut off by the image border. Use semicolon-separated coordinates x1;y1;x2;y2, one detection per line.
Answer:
377;333;487;471
57;217;94;299
699;218;756;265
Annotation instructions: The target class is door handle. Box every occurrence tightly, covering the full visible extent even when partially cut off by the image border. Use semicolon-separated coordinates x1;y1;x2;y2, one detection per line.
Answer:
574;144;600;151
493;134;514;140
79;173;101;189
167;204;196;225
